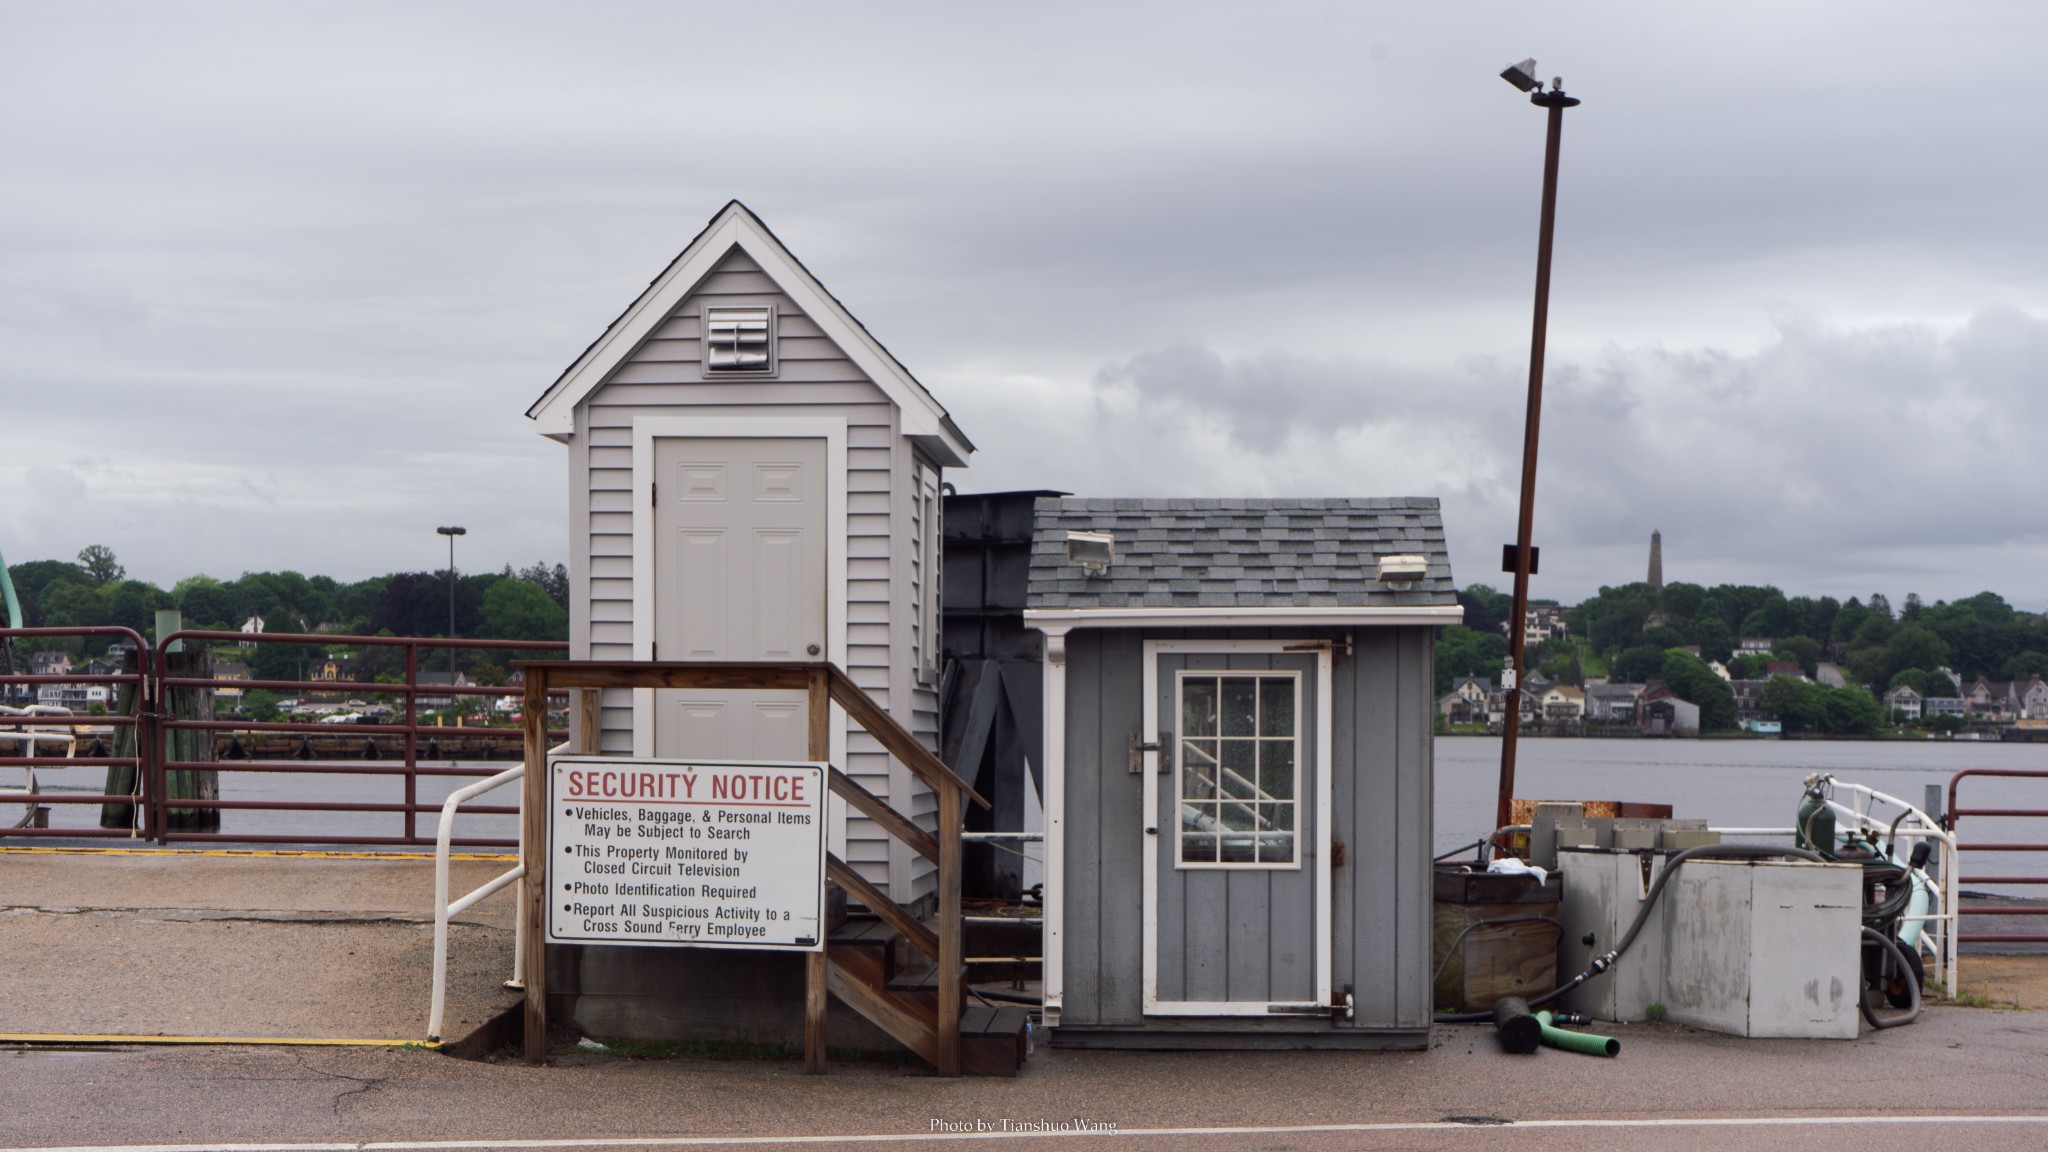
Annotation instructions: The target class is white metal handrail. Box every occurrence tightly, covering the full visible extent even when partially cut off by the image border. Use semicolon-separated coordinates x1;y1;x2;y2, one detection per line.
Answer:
426;756;540;1043
1711;777;1958;995
1;705;78;825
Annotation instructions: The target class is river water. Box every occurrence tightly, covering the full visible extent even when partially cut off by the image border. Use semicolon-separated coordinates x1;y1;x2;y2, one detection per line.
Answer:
14;736;2047;892
1437;736;2048;894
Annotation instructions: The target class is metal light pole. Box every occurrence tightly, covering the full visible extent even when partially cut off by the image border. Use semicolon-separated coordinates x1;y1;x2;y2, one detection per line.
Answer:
1494;61;1579;836
437;526;466;693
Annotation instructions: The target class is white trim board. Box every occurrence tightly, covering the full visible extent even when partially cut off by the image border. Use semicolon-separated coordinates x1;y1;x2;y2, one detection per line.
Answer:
1140;639;1334;1018
528;202;970;466
1026;606;1463;630
629;417;850;852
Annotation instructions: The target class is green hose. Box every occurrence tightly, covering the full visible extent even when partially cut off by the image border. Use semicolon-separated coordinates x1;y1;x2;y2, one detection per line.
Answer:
1536;1011;1619;1057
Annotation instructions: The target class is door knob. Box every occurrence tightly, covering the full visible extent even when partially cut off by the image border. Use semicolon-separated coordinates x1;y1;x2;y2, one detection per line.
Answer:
806;644;820;656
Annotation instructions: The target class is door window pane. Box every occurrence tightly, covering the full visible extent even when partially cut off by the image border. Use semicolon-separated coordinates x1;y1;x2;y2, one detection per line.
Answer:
1178;671;1300;868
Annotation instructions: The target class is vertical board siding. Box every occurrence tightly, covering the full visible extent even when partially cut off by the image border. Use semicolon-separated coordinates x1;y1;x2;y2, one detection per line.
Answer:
570;245;931;895
1059;626;1433;1038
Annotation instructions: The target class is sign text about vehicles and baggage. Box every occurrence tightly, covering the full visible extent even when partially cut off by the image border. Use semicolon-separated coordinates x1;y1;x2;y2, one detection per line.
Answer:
546;756;826;951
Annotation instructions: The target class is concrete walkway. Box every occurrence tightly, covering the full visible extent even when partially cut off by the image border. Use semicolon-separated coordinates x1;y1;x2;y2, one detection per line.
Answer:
0;847;521;1043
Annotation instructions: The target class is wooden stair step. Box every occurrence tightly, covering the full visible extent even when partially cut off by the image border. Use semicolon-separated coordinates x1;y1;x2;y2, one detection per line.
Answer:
960;1005;1031;1077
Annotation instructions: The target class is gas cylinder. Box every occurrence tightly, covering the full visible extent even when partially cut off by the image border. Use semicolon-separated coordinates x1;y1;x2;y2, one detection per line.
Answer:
1796;790;1836;855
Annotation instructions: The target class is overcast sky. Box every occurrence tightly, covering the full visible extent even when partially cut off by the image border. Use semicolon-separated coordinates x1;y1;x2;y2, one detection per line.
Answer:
4;2;2046;609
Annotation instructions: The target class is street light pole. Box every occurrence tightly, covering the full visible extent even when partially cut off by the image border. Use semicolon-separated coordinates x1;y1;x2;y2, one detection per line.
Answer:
1495;64;1579;836
437;526;466;694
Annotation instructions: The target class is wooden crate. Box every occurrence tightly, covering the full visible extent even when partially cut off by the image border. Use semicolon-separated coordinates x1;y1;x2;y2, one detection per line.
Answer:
1431;867;1561;1014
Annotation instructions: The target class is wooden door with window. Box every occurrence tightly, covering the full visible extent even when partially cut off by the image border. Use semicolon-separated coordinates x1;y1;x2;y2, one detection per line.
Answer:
1144;646;1328;1016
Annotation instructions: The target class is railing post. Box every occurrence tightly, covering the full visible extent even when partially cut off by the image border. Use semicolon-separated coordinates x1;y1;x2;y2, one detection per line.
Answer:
805;666;831;1074
521;667;550;1064
405;643;420;842
937;780;963;1077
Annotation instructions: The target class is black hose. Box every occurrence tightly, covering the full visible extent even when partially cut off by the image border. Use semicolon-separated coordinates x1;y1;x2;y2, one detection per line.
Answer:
1433;843;1827;1024
1859;927;1922;1029
1434;837;1488;863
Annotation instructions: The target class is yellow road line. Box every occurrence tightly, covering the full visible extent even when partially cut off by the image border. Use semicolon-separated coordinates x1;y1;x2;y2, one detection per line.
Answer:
0;1033;436;1048
0;846;517;861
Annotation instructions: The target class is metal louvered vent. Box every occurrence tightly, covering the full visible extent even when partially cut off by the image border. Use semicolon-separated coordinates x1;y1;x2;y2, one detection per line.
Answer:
704;306;773;372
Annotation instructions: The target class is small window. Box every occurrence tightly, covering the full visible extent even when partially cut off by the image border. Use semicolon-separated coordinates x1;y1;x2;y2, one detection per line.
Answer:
1176;672;1300;868
703;306;773;373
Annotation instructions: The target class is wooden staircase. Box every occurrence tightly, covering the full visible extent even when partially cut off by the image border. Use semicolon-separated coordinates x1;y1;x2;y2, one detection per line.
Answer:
828;913;1029;1076
516;660;1030;1076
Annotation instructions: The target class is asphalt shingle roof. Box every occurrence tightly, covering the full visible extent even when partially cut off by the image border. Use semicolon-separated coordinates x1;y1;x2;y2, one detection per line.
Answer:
1027;497;1456;610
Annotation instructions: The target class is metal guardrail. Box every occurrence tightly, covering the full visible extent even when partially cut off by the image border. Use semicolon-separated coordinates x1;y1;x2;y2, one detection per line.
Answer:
1947;768;2048;946
427;760;535;1043
0;626;568;848
0;627;151;838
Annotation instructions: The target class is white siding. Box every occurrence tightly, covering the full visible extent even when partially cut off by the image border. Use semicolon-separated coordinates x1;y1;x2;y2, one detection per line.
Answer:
568;247;940;900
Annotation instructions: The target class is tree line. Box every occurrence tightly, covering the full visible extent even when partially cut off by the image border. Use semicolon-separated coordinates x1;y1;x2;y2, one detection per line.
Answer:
6;547;570;654
1437;579;2048;734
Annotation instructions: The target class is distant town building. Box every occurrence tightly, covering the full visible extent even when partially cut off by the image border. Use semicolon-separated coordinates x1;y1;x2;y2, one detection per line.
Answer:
1506;605;1570;646
1884;684;1923;720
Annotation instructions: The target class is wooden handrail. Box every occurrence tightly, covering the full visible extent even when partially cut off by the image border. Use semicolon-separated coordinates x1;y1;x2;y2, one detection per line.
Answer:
828;853;939;960
825;664;990;810
830;767;940;863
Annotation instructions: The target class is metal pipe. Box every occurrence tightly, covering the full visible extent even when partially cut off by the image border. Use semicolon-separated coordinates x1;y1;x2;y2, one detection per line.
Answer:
1495;83;1579;835
429;761;525;1042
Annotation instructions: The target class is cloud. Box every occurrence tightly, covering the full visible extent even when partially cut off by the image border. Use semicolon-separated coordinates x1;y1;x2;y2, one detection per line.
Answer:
950;305;2048;609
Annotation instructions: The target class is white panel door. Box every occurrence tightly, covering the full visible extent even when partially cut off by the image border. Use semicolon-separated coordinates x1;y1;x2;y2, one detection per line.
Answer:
652;437;827;760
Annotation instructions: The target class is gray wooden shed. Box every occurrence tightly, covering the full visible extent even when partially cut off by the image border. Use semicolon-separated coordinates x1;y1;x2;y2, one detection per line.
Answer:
1025;498;1459;1049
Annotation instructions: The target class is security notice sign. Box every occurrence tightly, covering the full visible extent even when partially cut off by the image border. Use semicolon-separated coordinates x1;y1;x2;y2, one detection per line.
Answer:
546;756;827;951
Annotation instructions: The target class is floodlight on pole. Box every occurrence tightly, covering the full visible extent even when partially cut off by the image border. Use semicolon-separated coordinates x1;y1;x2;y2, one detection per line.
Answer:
437;526;466;689
1493;65;1580;837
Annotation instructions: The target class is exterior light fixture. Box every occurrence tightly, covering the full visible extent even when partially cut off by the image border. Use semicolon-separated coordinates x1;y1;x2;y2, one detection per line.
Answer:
1376;554;1429;584
1065;530;1115;574
1500;58;1541;93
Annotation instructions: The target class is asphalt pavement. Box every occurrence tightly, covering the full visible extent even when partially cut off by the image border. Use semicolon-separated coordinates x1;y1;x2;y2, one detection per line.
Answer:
4;848;2047;1152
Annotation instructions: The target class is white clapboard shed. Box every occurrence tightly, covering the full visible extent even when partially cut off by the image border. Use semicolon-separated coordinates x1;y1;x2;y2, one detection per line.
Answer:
1026;498;1459;1048
526;200;972;909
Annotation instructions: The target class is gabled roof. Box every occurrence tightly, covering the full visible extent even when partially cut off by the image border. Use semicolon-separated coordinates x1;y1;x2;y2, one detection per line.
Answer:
525;200;973;466
1025;498;1458;615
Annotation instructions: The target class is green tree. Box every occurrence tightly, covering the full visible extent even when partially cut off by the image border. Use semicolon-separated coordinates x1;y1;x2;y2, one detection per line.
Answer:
2003;651;2048;681
6;559;89;625
1641;624;1687;650
1774;635;1824;678
1610;645;1667;683
1661;649;1736;730
1435;626;1509;696
1821;685;1884;735
480;578;569;642
1763;675;1825;732
1884;625;1950;682
77;545;124;586
1658;582;1706;624
1692;612;1735;666
1728;653;1771;680
1846;647;1890;690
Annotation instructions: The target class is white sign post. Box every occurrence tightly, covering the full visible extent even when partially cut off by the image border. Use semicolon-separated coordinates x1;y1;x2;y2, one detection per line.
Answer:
546;756;827;951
